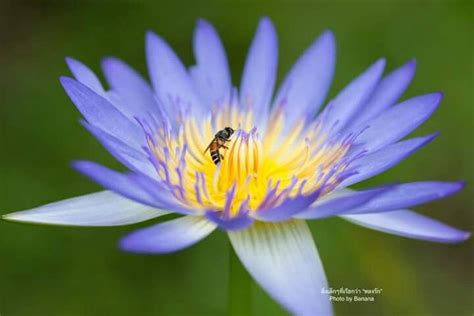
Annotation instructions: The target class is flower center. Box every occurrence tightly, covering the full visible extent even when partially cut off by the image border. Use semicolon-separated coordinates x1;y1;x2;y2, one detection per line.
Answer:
145;103;354;217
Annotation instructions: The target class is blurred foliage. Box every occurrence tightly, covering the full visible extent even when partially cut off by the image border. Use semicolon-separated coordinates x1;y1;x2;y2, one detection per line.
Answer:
0;0;472;315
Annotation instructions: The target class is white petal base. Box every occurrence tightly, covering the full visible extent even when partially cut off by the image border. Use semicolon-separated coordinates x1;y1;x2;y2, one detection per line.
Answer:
229;220;332;316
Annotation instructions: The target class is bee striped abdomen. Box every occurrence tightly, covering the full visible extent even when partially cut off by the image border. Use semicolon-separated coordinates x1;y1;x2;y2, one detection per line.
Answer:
210;150;220;165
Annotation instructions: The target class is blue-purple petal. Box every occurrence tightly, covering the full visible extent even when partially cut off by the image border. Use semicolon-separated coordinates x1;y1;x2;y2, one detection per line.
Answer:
354;93;442;152
344;181;465;214
322;59;385;133
120;216;216;254
192;19;232;107
82;121;154;175
2;191;167;226
73;160;196;216
60;77;144;149
296;185;394;219
273;30;335;126
73;160;161;208
341;133;438;187
65;57;105;96
101;57;159;120
349;59;416;127
342;210;470;243
239;17;278;123
146;31;202;117
228;220;332;315
254;189;321;222
205;211;254;231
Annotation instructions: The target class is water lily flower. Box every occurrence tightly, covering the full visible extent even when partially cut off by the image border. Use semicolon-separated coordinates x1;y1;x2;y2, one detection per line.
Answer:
3;17;469;315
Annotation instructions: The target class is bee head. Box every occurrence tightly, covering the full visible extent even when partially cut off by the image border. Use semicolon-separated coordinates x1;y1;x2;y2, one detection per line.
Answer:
224;127;235;136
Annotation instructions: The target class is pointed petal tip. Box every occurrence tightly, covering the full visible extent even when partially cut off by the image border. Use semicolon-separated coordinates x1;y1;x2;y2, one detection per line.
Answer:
259;16;274;25
145;29;155;37
376;57;387;69
1;212;34;224
448;181;465;197
397;92;443;120
100;56;133;79
64;56;75;66
406;58;417;68
71;159;101;173
412;131;439;149
196;18;212;30
434;91;444;102
59;75;72;82
257;16;276;35
438;180;466;198
118;236;142;253
117;233;167;255
71;160;92;175
459;231;471;242
64;56;85;69
436;180;466;197
145;30;161;44
101;56;120;67
302;29;336;57
343;210;471;244
427;130;440;140
59;75;75;87
356;58;386;84
456;180;466;190
443;229;471;243
391;58;416;80
416;91;443;106
1;212;33;224
315;29;336;53
118;235;159;255
194;18;221;47
1;213;12;221
62;60;106;95
320;29;336;42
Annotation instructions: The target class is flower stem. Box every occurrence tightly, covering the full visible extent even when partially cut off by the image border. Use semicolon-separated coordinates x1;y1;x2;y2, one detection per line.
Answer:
228;244;252;316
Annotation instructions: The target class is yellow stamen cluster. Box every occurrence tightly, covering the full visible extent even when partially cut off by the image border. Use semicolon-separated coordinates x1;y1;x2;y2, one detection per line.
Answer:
148;104;352;217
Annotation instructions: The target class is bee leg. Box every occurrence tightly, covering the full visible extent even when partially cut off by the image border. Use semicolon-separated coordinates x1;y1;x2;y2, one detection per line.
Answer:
220;154;224;160
222;145;229;150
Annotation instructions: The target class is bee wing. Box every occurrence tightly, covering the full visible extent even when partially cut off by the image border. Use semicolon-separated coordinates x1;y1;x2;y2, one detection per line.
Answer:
203;140;214;154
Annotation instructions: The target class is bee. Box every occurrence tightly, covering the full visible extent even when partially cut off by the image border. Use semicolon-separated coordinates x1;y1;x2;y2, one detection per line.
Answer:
204;127;235;165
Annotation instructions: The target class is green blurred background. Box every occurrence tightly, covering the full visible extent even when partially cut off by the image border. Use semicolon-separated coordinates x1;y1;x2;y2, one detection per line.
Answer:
0;1;472;315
